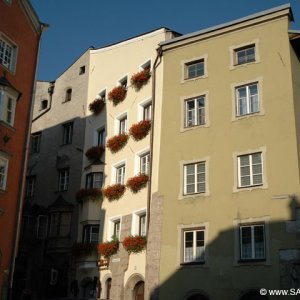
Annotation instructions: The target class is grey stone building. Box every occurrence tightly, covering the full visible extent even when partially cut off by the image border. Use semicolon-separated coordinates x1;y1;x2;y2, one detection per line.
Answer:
14;49;91;300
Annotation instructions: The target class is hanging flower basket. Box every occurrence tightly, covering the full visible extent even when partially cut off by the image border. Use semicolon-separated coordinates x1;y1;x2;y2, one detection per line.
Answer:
85;146;105;161
122;235;147;254
98;240;119;258
108;86;127;106
126;174;149;193
76;188;103;203
130;69;151;90
103;184;126;201
129;120;151;141
89;98;105;114
72;242;98;258
106;134;129;153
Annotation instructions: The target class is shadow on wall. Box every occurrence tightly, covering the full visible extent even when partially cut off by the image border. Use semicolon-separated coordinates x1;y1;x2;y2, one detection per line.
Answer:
150;197;300;300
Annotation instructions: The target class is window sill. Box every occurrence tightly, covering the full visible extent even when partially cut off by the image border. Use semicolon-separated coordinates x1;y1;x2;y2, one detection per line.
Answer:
0;189;7;195
232;111;265;122
179;261;208;269
238;259;266;263
178;192;209;201
181;74;208;84
229;60;260;70
180;123;209;133
0;120;16;132
59;143;72;147
233;184;267;193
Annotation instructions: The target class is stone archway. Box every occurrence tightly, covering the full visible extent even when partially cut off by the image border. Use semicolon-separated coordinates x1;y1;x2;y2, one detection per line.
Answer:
133;281;144;300
124;273;145;300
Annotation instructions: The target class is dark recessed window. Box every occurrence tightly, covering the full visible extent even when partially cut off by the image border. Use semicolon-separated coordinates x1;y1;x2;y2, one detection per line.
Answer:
65;88;72;102
79;66;85;75
41;99;48;110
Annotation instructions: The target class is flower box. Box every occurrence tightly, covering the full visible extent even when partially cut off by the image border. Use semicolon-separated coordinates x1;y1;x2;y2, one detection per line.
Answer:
98;240;119;258
89;98;105;114
129;120;151;141
126;173;149;193
72;242;98;258
122;235;147;254
108;86;127;106
85;146;105;161
103;184;126;201
76;188;103;203
106;134;129;153
130;69;151;90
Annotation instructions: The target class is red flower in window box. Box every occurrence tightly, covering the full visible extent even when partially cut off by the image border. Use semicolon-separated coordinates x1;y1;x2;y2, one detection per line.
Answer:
122;235;147;254
85;146;105;161
98;240;119;258
130;69;151;90
76;188;103;203
108;86;127;106
106;134;129;153
103;184;126;201
89;98;105;114
72;242;98;258
126;174;149;193
129;120;151;141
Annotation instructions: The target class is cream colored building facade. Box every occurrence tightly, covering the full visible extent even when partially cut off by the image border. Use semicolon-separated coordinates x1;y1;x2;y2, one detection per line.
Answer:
76;28;177;300
145;4;300;300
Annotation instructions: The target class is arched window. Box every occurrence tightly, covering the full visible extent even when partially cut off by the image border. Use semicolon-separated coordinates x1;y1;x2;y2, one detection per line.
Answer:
65;88;72;102
133;281;144;300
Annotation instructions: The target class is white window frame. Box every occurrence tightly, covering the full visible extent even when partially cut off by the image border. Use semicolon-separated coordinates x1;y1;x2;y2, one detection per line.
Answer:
138;98;152;121
184;95;206;128
131;208;147;236
235;82;259;117
97;88;106;101
114;111;128;135
86;172;103;189
239;224;265;261
116;164;125;185
183;229;205;264
0;34;17;72
238;152;263;188
0;155;9;190
134;147;150;175
140;152;150;175
118;75;128;89
111;159;127;184
108;216;122;240
139;59;151;71
58;168;69;191
233;147;268;192
235;44;256;65
233;217;270;266
183;162;206;195
181;54;208;83
0;89;17;126
83;224;100;243
229;40;260;70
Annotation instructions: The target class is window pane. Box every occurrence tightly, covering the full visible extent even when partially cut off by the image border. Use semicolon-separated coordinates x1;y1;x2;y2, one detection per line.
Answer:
254;226;265;259
59;213;71;236
195;231;205;261
184;232;193;262
241;227;252;259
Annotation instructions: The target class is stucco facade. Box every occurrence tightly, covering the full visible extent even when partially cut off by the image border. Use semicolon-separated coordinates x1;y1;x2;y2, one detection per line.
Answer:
148;5;300;300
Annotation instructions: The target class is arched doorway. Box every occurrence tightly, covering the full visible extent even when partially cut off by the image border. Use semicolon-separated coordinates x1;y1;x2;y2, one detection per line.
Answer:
133;281;144;300
105;278;111;300
240;291;268;300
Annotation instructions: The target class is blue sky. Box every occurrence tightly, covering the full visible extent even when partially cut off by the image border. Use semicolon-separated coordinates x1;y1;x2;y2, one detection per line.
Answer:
31;0;300;81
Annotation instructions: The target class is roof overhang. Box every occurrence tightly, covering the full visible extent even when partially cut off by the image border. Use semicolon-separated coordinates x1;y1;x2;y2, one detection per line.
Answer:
289;30;300;60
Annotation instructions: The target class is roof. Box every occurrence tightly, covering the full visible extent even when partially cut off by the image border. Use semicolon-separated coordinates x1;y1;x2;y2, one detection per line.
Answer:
160;4;293;47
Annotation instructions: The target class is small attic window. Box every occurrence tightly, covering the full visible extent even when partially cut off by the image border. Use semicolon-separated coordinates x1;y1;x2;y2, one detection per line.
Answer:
119;76;128;88
65;88;72;102
79;66;85;75
40;99;48;110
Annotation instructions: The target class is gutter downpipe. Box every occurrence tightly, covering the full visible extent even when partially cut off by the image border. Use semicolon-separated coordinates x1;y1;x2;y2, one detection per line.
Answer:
8;23;48;300
146;45;163;234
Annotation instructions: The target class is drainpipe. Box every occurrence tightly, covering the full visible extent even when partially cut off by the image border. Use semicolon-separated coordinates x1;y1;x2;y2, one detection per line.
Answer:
146;46;163;234
8;22;48;300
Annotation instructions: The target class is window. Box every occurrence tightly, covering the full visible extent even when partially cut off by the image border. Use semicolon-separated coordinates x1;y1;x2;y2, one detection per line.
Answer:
140;152;150;174
141;60;151;71
235;44;255;65
58;168;69;191
143;103;152;120
240;224;265;261
113;219;121;239
37;215;48;239
238;153;262;188
185;96;205;127
0;91;16;126
86;172;103;189
49;212;72;237
183;229;205;264
83;224;99;243
50;269;58;285
79;66;85;75
119;116;127;134
31;132;41;153
97;128;105;147
0;156;8;190
40;99;48;110
139;214;146;236
236;83;259;116
98;89;106;101
25;175;36;197
119;76;128;88
62;122;73;144
0;37;16;71
65;88;72;102
3;0;12;5
116;164;125;185
185;59;204;79
184;162;205;195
